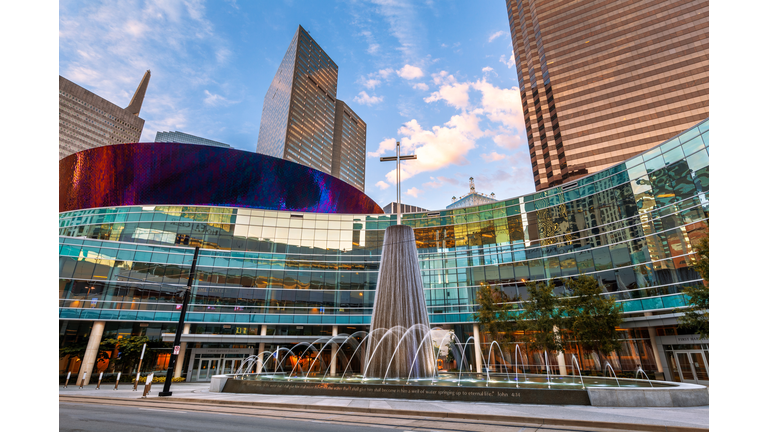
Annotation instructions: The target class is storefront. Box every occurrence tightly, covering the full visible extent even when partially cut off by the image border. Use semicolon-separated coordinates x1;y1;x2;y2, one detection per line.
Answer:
657;334;709;385
185;348;254;382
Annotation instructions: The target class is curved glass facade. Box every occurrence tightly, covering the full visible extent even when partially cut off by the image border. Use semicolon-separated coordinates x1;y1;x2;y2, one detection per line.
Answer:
59;119;709;327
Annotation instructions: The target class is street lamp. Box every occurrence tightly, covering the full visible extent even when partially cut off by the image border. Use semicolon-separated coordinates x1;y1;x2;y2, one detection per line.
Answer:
380;141;416;225
159;246;200;397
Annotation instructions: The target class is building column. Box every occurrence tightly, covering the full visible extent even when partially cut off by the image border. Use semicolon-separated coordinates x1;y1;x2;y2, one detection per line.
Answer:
76;321;105;386
330;325;339;376
554;326;568;376
472;323;483;374
647;326;665;375
256;324;267;373
173;323;191;378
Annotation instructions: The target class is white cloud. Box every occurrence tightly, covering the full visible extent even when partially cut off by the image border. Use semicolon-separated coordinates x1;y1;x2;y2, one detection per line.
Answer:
412;82;429;91
368;137;397;157
375;112;484;184
471;78;524;131
406;187;423;198
424;71;470;110
500;54;515;68
363;78;382;89
481;152;507;163
375;181;390;190
378;68;395;79
203;90;236;106
488;30;505;42
368;43;380;54
482;66;493;73
354;91;384;106
397;64;424;80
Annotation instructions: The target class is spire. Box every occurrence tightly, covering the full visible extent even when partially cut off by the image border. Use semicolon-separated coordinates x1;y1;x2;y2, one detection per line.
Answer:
125;70;151;116
469;177;475;194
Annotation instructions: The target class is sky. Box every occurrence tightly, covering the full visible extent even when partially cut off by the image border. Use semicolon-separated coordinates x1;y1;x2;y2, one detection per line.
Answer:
59;0;536;210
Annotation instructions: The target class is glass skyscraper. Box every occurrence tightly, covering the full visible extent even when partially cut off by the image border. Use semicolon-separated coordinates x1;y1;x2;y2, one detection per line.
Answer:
256;25;367;192
155;131;231;148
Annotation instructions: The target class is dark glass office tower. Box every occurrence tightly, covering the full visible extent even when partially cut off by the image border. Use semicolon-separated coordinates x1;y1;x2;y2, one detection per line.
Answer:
506;0;708;191
257;25;367;191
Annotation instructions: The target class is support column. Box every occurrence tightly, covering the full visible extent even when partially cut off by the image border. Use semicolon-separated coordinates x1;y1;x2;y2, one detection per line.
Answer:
647;326;665;374
173;323;191;378
554;326;568;376
472;323;483;374
76;321;105;386
256;324;267;373
330;325;338;376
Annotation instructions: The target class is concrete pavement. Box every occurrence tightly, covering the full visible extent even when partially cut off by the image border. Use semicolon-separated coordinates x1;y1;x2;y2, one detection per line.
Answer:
59;382;709;431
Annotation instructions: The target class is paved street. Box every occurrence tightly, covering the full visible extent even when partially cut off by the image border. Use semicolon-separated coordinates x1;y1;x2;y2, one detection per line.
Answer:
58;382;709;431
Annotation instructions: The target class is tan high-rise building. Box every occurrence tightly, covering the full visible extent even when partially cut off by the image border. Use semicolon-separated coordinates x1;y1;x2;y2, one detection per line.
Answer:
506;0;708;190
59;71;150;160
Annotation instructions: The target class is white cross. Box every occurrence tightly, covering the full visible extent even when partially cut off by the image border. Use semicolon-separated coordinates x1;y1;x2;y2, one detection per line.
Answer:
380;141;417;225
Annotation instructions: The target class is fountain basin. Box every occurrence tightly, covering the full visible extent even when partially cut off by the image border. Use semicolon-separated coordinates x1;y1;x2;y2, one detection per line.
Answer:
213;373;707;406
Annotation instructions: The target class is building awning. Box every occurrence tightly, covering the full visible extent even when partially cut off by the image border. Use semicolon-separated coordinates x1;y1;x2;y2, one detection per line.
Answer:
161;333;350;344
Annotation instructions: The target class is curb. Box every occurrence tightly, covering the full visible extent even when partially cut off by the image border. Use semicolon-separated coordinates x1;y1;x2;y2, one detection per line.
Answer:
59;394;708;432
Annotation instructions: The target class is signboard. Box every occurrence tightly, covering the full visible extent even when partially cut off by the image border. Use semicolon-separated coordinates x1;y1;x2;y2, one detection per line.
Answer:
173;345;181;355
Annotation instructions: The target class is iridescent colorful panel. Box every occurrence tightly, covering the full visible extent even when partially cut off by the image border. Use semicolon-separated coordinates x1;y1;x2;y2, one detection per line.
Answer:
59;143;384;214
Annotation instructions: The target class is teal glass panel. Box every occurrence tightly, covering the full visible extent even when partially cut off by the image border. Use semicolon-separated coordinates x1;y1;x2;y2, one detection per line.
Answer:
621;300;642;312
350;316;363;324
660;137;680;153
264;315;279;323
99;310;120;320
336;316;350;324
362;316;371;325
119;310;138;320
678;127;700;144
306;315;321;324
625;154;645;169
249;314;265;323
701;130;708;146
186;313;204;321
321;315;336;324
698;120;708;132
662;146;685;166
609;243;631;267
643;147;662;161
60;309;81;319
134;251;152;262
154;312;172;321
80;310;101;319
662;295;687;309
592;246;613;271
136;311;155;321
644;155;664;173
529;259;544;279
686;149;708;173
682;136;705;157
641;296;664;311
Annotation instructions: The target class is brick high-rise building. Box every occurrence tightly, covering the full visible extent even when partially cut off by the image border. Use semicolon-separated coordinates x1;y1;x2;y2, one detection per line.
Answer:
59;71;150;160
256;25;367;191
506;0;708;190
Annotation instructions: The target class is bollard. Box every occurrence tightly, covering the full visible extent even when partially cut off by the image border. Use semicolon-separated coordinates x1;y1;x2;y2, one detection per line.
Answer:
133;372;140;391
64;371;71;388
133;343;147;391
114;372;121;390
79;372;87;389
142;373;154;398
96;372;103;390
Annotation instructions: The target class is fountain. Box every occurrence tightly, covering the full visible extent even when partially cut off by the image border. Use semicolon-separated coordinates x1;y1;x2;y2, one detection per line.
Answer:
217;225;708;407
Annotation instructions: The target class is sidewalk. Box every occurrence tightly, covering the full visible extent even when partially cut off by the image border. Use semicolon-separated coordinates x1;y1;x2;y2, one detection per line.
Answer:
59;382;709;430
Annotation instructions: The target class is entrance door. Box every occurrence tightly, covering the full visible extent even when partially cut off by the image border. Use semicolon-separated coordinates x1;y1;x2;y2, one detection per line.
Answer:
221;359;241;375
196;359;220;381
674;351;709;384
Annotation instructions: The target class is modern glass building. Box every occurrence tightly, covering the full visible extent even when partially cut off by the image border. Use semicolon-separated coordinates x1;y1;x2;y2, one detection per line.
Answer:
256;25;367;191
60;120;709;385
154;131;231;148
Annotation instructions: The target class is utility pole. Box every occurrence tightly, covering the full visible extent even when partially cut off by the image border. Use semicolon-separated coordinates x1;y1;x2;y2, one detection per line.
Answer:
380;141;416;225
159;246;200;397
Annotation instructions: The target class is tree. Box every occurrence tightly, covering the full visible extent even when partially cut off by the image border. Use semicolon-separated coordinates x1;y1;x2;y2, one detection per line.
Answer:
679;235;709;339
561;275;624;368
98;336;167;373
518;280;565;354
474;284;517;350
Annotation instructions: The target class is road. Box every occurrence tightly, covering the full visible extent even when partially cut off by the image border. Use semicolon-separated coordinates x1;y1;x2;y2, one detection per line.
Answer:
60;401;395;432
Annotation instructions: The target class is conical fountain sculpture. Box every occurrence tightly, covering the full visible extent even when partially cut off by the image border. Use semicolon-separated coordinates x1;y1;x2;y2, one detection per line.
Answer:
364;225;435;379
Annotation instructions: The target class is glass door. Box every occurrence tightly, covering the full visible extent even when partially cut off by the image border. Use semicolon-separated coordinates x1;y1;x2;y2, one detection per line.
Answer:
196;359;220;381
674;351;709;384
221;359;241;375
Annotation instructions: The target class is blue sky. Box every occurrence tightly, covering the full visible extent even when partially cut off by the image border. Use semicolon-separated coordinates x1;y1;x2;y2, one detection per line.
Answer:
59;0;535;210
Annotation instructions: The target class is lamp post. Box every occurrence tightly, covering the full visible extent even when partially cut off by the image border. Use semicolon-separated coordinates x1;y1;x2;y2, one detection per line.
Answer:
380;141;417;225
159;246;200;397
